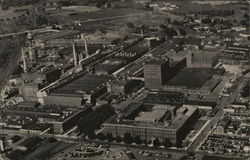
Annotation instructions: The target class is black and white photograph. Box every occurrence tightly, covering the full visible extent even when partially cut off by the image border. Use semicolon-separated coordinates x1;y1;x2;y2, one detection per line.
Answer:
0;0;249;160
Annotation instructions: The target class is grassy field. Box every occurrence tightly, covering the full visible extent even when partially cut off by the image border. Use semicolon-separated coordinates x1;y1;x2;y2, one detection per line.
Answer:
167;0;248;22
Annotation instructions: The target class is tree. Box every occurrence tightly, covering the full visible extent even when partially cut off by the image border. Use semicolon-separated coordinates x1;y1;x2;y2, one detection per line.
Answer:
241;84;249;97
115;136;122;143
244;13;249;19
134;135;142;144
158;24;177;38
143;139;148;146
106;133;114;142
123;133;133;144
96;0;107;8
175;140;182;148
201;18;212;24
87;132;96;140
152;138;161;147
163;138;173;148
97;133;106;141
127;23;134;29
179;28;186;36
240;19;249;27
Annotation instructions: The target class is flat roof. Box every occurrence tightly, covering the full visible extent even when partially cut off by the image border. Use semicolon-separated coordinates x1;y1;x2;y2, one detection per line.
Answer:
135;110;167;122
193;50;218;59
120;102;143;117
166;69;212;89
144;91;183;104
145;59;168;65
148;39;182;56
51;75;108;95
105;105;198;131
95;59;124;73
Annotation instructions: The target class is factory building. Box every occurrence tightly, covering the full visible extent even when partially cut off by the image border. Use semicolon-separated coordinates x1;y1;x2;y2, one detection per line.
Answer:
19;82;43;102
144;59;169;89
18;67;61;102
0;101;91;135
187;50;219;68
107;79;141;95
144;37;165;50
39;74;109;107
52;107;91;134
102;102;199;144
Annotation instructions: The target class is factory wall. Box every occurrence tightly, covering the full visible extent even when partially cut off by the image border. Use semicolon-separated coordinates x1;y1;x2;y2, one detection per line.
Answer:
44;95;82;107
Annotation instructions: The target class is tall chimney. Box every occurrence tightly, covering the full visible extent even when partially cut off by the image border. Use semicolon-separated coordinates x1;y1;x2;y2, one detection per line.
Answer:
140;28;144;38
81;34;88;58
28;46;34;61
72;44;77;66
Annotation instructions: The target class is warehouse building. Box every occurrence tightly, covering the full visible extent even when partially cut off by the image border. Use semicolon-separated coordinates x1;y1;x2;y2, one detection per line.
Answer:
39;74;109;107
107;79;141;96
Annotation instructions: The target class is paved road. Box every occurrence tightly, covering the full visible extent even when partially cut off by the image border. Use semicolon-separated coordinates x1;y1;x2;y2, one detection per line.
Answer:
79;13;147;24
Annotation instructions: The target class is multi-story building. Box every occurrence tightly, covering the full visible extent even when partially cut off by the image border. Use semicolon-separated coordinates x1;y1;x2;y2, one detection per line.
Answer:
107;79;141;96
19;82;41;102
102;102;199;144
144;59;169;89
187;50;219;68
52;107;91;134
38;74;109;107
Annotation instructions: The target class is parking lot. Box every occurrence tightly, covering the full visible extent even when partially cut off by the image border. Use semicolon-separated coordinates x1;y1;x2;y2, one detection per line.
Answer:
199;134;250;158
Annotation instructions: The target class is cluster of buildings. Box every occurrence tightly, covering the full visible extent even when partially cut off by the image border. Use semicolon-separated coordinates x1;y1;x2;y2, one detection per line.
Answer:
143;49;221;95
0;101;91;134
0;2;249;159
102;102;199;145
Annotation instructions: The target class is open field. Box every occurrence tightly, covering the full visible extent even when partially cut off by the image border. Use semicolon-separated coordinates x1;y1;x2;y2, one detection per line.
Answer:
61;6;101;12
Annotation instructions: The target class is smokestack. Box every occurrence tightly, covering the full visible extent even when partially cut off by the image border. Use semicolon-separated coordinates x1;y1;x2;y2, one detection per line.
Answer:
140;28;144;38
81;34;88;58
72;44;77;66
21;47;27;72
28;46;34;61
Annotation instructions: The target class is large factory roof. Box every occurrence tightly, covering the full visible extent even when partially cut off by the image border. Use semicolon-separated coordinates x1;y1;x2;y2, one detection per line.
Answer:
166;69;212;89
95;59;124;74
145;59;167;65
105;104;197;131
193;50;218;59
135;110;168;122
120;102;143;117
51;75;108;95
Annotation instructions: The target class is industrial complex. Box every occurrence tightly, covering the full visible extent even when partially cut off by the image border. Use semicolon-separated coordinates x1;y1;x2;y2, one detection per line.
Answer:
0;0;249;160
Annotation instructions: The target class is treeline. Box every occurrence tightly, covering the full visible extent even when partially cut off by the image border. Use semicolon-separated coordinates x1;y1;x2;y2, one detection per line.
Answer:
171;9;236;17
